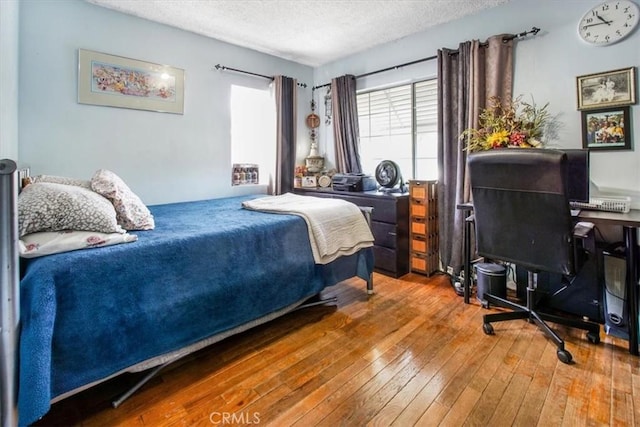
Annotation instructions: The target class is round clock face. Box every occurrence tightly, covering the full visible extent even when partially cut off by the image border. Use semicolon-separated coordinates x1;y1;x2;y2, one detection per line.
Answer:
318;175;332;188
578;0;640;45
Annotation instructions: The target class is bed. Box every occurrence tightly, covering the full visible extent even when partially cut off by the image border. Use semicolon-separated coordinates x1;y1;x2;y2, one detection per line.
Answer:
0;162;374;426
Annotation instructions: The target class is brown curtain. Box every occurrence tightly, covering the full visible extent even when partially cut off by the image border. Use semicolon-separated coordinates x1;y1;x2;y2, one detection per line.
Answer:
274;75;297;195
437;35;514;275
331;75;362;173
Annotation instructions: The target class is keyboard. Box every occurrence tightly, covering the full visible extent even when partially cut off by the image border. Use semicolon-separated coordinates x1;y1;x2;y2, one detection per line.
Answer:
569;196;631;214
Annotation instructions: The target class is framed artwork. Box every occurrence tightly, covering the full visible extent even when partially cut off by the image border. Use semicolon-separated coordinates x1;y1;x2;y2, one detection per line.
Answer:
581;106;631;151
78;49;185;114
576;67;636;110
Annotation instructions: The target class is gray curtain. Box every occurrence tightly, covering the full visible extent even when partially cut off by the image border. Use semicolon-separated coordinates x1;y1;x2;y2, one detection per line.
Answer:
331;75;362;173
274;75;297;195
437;35;514;274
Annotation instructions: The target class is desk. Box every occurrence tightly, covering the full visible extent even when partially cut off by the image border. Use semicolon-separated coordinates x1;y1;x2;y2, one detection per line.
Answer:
460;205;640;356
577;209;640;356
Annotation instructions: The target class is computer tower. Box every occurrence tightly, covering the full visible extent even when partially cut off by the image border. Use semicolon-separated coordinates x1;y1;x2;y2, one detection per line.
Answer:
602;245;628;339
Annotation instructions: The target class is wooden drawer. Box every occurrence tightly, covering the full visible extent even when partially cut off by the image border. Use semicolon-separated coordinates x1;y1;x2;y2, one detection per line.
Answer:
411;235;439;254
410;251;439;276
361;198;397;224
410;198;427;218
410;180;437;201
371;221;397;249
411;218;426;235
411;236;427;253
373;246;399;274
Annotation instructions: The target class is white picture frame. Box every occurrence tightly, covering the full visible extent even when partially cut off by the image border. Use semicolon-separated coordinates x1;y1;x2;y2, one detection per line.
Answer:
78;49;185;114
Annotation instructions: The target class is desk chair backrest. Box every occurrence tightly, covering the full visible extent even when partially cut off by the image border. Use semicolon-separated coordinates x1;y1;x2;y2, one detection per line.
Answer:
468;149;574;276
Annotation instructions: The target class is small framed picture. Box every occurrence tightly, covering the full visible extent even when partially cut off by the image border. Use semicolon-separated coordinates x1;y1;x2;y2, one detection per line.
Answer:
301;176;317;188
581;106;631;151
576;67;636;110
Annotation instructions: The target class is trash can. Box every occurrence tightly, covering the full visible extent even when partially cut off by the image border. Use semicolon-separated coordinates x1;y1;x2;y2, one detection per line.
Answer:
475;263;507;301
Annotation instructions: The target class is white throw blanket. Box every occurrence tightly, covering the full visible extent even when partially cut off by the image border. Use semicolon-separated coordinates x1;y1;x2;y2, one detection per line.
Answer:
242;193;375;264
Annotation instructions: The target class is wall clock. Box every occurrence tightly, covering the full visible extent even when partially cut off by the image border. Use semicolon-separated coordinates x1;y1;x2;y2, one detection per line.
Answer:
578;0;639;45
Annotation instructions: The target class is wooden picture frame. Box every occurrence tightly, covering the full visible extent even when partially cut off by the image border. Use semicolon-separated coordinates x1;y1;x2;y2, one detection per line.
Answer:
576;67;636;110
78;49;185;114
581;106;631;151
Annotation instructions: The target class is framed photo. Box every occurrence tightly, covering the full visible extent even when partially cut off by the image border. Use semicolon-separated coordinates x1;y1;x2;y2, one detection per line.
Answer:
301;176;317;188
576;67;636;110
78;49;184;114
581;106;631;151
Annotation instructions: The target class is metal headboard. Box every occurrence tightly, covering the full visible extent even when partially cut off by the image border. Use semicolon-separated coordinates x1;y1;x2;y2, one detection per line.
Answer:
0;159;19;427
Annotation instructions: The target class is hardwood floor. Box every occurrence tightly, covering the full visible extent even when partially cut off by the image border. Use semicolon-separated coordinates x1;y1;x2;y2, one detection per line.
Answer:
35;273;640;426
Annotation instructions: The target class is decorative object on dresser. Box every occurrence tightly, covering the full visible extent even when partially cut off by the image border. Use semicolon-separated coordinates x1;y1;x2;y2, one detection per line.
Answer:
301;175;318;188
293;188;410;278
305;98;324;173
408;180;439;276
374;160;406;192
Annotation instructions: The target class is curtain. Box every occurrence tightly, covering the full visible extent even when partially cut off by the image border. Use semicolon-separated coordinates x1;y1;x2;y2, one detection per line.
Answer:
331;75;362;173
437;35;514;275
274;75;297;195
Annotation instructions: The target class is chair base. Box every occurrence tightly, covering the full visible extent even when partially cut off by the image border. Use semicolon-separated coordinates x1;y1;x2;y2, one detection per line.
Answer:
482;292;600;364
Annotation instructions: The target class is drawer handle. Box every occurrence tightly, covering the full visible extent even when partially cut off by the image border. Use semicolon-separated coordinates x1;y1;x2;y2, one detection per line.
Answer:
388;232;397;236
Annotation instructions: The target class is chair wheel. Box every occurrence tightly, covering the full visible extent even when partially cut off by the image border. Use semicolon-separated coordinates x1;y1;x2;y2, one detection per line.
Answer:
587;332;600;344
557;349;572;364
481;300;489;309
483;323;494;335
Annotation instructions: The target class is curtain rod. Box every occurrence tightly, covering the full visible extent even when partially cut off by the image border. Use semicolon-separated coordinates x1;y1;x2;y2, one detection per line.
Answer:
311;26;540;91
213;64;308;88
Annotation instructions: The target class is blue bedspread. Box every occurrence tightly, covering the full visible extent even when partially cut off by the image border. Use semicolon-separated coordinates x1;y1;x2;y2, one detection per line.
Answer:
18;195;373;425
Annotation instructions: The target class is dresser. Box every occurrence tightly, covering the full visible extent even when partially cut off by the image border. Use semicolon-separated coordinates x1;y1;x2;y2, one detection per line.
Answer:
408;180;439;276
294;188;409;278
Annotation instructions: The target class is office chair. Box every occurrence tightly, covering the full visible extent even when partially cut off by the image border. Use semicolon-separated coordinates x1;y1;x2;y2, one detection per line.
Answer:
468;149;600;364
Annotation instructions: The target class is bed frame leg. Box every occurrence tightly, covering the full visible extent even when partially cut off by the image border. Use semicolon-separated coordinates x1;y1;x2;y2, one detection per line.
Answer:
296;296;338;310
0;160;19;427
112;362;170;408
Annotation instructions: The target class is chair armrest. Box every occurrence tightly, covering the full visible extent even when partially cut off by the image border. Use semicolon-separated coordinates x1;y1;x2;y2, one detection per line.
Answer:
572;221;596;271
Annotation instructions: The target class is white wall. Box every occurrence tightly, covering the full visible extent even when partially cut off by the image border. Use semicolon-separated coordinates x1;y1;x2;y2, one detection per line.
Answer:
0;0;20;161
17;0;314;205
314;0;640;206
13;0;640;206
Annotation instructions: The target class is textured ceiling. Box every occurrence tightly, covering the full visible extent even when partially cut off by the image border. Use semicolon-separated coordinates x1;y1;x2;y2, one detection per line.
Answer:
86;0;510;66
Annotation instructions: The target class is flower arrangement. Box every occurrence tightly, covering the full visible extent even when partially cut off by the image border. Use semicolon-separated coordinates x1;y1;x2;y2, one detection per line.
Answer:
461;95;550;152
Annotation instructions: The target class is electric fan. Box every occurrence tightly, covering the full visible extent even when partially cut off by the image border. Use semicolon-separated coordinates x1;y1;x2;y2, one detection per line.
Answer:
375;160;405;192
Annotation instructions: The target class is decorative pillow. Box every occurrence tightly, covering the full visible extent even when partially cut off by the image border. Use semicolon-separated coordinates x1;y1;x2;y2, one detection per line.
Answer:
90;169;155;231
18;182;125;237
19;230;138;258
30;174;92;189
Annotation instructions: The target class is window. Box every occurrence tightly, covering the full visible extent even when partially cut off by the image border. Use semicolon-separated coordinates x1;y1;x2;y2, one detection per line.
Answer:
357;79;438;180
230;84;276;185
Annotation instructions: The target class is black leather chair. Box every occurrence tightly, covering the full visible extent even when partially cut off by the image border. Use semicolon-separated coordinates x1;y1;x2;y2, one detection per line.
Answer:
468;149;600;364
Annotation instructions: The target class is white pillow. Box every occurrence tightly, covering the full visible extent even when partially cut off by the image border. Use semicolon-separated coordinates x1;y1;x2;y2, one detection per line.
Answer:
18;182;125;237
91;169;155;231
30;174;92;189
19;230;138;258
